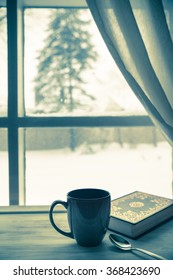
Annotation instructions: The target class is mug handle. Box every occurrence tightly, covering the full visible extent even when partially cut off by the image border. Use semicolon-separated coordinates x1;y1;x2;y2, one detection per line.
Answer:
49;200;74;239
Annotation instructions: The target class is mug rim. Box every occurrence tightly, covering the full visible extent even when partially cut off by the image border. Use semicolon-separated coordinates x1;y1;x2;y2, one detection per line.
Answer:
67;188;110;200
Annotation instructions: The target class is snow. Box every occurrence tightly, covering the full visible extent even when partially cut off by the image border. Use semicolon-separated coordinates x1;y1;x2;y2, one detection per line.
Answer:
0;142;172;206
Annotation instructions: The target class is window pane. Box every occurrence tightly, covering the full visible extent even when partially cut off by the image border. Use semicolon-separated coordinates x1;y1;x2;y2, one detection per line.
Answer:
25;127;172;205
0;7;7;116
0;128;9;205
24;8;145;117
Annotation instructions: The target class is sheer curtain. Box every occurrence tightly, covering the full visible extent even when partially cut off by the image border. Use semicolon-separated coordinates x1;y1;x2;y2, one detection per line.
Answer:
86;0;173;146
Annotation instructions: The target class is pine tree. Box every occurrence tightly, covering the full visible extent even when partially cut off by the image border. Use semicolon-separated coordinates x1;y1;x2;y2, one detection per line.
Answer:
34;9;98;114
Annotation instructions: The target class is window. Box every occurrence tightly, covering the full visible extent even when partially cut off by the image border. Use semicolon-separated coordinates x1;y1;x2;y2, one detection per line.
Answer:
0;6;7;116
0;0;172;206
0;129;8;205
24;7;144;117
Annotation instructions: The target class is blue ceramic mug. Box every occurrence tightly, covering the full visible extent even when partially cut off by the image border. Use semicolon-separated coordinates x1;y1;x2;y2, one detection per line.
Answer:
49;188;111;247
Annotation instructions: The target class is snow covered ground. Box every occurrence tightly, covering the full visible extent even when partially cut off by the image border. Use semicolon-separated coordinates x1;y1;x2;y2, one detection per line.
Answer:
1;142;172;205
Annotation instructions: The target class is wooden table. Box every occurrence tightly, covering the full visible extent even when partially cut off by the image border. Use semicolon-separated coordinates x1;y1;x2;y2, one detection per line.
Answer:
0;206;173;260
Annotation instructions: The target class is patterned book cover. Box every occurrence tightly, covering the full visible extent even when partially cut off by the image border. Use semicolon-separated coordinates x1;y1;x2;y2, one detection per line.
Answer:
111;191;173;224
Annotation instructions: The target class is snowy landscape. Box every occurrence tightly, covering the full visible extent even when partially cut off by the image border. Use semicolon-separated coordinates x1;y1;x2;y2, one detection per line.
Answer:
0;141;172;206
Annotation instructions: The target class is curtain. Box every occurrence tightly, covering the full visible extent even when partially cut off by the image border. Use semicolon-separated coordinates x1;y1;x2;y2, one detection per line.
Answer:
86;0;173;146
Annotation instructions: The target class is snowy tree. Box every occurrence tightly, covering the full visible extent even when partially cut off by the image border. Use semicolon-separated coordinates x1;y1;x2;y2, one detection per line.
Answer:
34;9;98;114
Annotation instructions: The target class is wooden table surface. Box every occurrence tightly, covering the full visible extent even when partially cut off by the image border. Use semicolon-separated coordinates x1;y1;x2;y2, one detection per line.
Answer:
0;207;173;260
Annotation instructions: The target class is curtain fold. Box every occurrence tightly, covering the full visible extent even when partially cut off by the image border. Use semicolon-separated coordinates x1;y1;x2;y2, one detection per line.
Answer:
86;0;173;145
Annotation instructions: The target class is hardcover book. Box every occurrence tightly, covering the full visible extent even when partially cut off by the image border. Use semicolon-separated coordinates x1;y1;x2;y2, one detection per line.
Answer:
108;191;173;238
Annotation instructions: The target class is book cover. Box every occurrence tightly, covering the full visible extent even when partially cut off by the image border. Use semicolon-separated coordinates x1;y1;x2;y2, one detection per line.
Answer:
109;191;173;238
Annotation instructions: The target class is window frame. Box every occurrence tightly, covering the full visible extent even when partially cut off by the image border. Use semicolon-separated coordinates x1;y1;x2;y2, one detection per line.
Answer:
1;0;154;205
